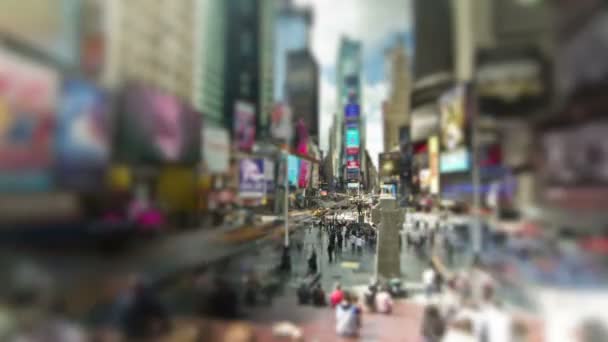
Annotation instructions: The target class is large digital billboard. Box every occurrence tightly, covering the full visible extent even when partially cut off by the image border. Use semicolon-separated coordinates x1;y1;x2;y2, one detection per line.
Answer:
0;48;59;191
287;155;299;187
55;78;110;189
345;128;360;148
440;149;470;173
239;158;265;199
345;104;360;121
440;85;467;151
117;84;201;164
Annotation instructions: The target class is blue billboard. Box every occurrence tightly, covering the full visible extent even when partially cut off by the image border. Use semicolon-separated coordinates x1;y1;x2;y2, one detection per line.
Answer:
55;78;110;189
344;104;360;121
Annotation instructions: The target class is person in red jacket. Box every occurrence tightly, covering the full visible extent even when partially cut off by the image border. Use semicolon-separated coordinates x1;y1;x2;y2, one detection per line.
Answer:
330;283;344;308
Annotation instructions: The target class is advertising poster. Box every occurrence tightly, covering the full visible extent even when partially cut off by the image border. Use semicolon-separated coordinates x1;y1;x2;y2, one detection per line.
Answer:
346;160;360;169
239;158;265;198
379;152;401;178
345;128;360;147
55;78;110;189
270;103;292;142
298;159;309;188
428;136;440;194
0;48;58;191
439;85;469;173
287;155;299;187
203;125;230;174
440;85;466;151
344;103;360;122
234;101;255;152
346;147;359;156
295;118;308;155
264;158;275;194
118;85;200;164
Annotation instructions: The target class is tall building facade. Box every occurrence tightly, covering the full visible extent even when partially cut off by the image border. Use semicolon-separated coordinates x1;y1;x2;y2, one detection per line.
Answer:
336;37;363;187
285;49;319;140
274;0;312;102
383;41;411;152
193;0;226;126
259;0;276;135
103;0;196;101
223;0;276;137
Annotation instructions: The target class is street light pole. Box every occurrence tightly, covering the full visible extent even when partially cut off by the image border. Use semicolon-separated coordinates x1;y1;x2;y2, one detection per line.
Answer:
284;151;290;247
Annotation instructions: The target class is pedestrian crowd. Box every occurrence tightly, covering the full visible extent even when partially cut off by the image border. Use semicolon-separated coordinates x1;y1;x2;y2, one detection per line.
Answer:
317;214;377;264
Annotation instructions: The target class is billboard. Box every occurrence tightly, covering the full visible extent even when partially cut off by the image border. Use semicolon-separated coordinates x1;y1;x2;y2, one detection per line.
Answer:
234;100;255;152
345;128;360;148
298;159;309;188
346;160;360;169
440;149;470;173
439;85;467;151
379;152;401;178
117;85;201;164
239;158;265;198
346;147;359;155
270;103;292;142
428;136;440;194
344;103;360;122
346;168;359;180
203;125;230;173
0;48;59;191
287;155;299;187
55;78;110;189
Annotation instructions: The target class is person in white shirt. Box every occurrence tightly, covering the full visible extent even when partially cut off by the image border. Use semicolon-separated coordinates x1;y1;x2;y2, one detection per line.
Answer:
356;236;365;255
335;292;361;337
423;266;436;299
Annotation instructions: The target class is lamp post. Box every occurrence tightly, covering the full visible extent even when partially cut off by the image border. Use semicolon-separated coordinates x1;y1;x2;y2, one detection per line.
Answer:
283;151;290;247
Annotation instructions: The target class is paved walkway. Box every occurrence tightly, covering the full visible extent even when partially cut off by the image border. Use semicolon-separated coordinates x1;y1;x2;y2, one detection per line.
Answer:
180;295;424;342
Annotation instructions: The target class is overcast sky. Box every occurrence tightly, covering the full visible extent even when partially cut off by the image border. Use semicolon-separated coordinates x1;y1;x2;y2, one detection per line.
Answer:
294;0;413;167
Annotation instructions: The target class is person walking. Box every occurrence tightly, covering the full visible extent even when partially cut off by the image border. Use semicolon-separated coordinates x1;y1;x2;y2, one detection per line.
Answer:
307;249;318;275
327;240;335;263
336;231;343;254
356;235;365;256
423;265;436;300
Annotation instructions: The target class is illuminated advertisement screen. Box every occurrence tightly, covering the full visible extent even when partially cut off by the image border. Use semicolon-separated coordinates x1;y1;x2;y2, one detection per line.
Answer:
346;147;359;155
0;48;58;191
117;85;202;164
440;148;470;173
287;155;299;186
55;78;110;189
345;128;360;148
345;104;360;121
440;85;467;152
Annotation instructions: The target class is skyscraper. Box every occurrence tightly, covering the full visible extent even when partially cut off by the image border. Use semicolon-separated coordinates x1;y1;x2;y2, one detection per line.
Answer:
274;0;312;102
103;0;196;100
194;0;226;126
336;37;363;187
285;49;319;140
383;41;411;152
223;0;276;137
